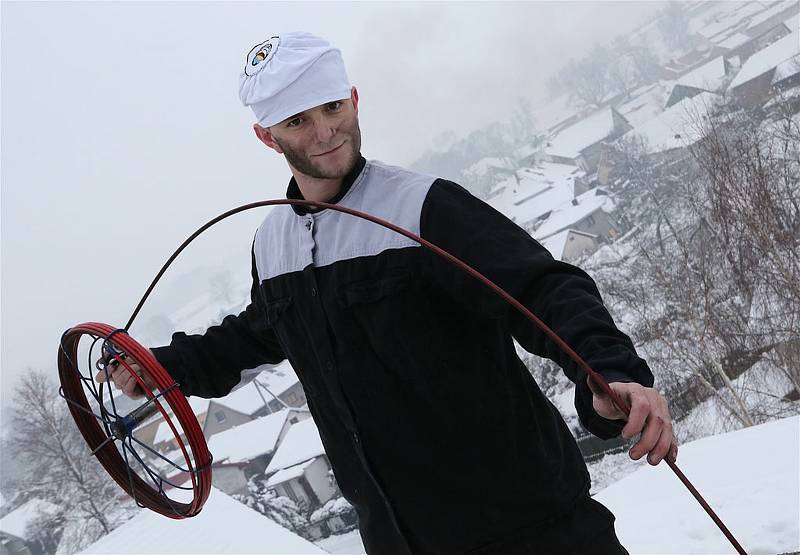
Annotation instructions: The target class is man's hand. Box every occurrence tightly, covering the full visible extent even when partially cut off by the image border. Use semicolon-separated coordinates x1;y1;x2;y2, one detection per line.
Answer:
95;350;157;400
587;376;678;466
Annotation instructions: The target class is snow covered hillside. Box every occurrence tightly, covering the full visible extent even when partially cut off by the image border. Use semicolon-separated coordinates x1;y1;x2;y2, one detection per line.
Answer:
597;415;799;555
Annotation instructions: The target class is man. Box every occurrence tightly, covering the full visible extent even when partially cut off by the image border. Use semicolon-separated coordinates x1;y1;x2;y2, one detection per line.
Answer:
99;32;677;554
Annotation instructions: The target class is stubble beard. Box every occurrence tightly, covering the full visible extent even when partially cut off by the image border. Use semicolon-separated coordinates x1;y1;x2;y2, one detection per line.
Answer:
276;123;362;180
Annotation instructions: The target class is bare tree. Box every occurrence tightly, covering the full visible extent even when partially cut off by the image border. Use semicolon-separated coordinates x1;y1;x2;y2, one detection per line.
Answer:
592;106;800;435
687;108;800;398
7;371;135;553
555;46;615;109
657;2;694;52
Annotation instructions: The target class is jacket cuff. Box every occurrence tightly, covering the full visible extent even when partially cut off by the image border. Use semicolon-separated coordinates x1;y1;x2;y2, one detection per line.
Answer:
151;345;192;397
575;370;632;440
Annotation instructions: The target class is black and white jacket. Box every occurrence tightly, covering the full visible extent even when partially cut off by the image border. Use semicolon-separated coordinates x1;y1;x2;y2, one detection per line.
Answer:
153;156;653;554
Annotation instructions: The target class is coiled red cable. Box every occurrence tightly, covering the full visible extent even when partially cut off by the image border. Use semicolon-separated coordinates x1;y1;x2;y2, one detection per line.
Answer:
59;323;212;518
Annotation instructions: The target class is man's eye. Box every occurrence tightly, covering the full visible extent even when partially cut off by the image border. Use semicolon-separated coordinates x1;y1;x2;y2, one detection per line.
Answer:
286;117;303;128
327;101;343;111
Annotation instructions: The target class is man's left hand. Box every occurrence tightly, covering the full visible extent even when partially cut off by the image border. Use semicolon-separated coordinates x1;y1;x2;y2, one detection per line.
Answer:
587;377;678;466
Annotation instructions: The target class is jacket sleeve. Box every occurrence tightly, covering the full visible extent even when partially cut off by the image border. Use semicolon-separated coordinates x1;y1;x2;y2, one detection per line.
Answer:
150;243;286;399
419;179;653;439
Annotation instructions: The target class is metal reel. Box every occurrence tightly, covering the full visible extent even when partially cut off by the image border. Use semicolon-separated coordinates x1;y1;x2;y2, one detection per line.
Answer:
58;323;212;518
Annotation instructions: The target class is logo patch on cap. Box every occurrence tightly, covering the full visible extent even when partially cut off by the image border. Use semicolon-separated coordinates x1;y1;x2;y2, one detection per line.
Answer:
244;36;280;77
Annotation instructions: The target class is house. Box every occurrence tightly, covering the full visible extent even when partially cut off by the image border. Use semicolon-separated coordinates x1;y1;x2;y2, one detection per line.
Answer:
150;396;211;452
78;487;326;554
618;91;722;157
205;361;308;437
615;82;674;128
264;418;337;514
206;408;311;495
532;188;620;243
540;229;601;262
461;156;518;195
715;31;761;61
665;56;732;107
486;162;585;231
742;0;799;39
513;141;547;169
729;32;800;107
0;499;58;555
543;107;632;173
151;361;307;451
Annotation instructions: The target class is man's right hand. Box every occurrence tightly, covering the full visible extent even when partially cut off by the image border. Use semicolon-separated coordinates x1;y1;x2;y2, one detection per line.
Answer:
95;350;157;400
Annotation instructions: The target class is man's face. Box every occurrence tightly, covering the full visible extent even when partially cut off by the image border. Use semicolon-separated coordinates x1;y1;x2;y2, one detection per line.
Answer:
266;89;361;180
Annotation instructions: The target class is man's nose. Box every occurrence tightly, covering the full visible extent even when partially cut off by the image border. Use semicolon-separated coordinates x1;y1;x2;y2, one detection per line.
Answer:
313;119;336;143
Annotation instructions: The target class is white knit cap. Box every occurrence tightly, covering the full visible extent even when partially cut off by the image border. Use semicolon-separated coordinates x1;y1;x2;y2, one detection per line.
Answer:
239;32;352;128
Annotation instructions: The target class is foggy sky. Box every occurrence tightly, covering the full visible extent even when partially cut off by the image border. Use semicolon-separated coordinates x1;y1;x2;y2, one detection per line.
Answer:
1;1;664;423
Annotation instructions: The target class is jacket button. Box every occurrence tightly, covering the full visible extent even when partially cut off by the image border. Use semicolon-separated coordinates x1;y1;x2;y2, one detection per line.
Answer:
326;361;334;371
352;431;360;444
311;287;317;296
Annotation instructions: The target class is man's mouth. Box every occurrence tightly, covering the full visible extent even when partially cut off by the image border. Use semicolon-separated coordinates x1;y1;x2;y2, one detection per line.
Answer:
315;142;345;157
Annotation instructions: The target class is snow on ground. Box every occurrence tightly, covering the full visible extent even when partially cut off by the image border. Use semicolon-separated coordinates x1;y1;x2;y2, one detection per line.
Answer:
315;529;367;554
79;487;326;554
596;415;800;555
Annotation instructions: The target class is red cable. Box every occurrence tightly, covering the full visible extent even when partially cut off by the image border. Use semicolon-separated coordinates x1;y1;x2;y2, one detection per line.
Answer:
120;198;746;553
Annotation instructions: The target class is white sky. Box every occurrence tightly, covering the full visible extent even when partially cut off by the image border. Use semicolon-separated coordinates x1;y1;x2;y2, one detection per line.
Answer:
0;1;664;424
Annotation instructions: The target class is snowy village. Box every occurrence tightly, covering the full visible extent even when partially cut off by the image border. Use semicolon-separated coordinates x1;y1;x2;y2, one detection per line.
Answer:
1;2;799;555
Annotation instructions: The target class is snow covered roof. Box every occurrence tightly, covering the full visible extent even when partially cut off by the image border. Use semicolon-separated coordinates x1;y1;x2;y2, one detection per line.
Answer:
79;487;326;554
486;163;581;227
595;415;799;555
545;108;620;159
213;361;300;416
0;499;58;539
265;459;316;488
675;56;728;92
695;8;748;40
716;32;753;50
621;91;721;153
745;0;798;31
785;13;800;33
264;417;325;475
729;32;800;89
207;409;292;464
533;188;615;241
773;51;800;84
616;82;673;128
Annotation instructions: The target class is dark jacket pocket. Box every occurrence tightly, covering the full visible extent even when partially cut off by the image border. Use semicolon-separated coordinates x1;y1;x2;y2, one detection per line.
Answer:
337;270;411;307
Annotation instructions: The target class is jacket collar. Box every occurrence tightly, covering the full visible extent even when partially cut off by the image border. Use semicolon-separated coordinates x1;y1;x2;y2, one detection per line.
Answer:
286;154;367;215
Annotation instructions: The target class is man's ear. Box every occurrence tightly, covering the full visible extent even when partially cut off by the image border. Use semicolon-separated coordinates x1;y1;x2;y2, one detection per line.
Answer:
350;86;359;115
253;123;284;154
